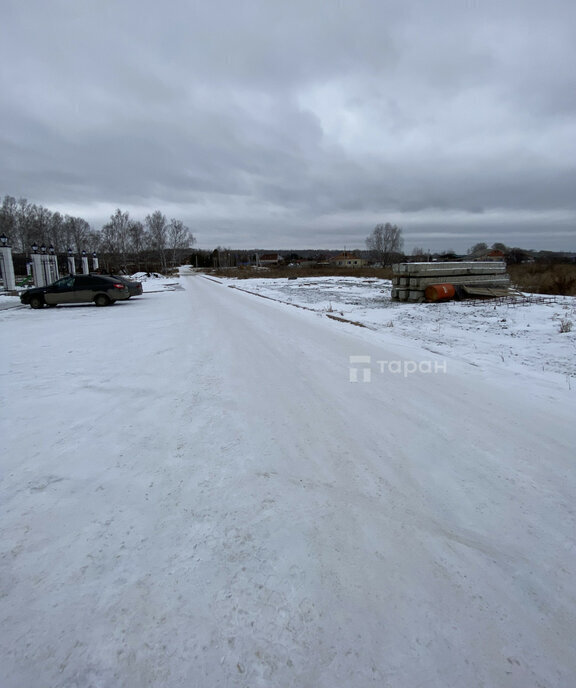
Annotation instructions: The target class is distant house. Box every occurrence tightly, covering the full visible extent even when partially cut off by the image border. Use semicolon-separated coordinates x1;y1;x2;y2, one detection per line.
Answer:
474;249;505;262
331;252;367;267
258;253;284;266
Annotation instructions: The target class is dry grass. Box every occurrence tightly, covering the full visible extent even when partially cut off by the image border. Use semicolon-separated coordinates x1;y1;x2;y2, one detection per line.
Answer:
208;265;394;280
508;263;576;296
326;314;368;328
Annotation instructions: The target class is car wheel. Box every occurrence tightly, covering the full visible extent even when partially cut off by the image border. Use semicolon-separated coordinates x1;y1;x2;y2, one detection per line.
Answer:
94;294;111;307
30;296;44;309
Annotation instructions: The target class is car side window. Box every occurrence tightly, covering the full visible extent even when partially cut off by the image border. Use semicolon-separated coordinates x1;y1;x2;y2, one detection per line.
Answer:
54;276;74;290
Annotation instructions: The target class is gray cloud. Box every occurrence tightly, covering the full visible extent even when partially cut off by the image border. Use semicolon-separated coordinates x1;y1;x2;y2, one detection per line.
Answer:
1;0;575;251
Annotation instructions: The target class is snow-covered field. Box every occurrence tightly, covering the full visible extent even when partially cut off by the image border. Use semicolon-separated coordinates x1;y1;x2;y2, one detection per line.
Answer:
1;271;575;688
219;274;576;382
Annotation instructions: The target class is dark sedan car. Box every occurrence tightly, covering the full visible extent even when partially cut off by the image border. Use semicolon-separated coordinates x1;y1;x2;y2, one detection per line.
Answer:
20;274;130;308
91;273;143;297
107;274;143;297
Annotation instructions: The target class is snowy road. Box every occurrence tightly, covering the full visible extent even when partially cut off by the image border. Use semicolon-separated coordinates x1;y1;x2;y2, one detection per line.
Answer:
1;274;575;687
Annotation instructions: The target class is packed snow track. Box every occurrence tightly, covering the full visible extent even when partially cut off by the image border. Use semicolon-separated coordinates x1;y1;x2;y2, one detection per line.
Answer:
1;273;575;687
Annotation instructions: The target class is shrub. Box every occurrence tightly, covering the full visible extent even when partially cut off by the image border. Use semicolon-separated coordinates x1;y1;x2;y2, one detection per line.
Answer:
508;263;576;296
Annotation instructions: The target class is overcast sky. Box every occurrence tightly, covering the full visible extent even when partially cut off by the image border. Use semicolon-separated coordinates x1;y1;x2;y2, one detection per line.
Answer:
1;0;575;252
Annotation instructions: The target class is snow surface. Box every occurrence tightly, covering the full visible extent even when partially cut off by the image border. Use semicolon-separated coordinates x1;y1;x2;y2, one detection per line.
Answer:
219;275;576;382
1;271;575;688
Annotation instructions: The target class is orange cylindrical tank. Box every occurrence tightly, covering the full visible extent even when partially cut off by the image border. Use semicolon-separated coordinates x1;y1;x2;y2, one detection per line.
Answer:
424;283;456;301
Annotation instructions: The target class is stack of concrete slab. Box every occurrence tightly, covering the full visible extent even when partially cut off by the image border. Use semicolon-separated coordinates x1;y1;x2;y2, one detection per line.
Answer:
391;261;510;302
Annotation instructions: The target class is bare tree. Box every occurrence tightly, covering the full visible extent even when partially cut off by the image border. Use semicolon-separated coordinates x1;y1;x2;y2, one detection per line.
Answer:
48;212;65;252
168;219;194;267
0;196;18;246
15;197;35;253
0;194;196;279
411;246;432;262
85;230;102;255
468;242;488;257
506;247;530;265
99;223;119;256
1;196;93;256
146;211;168;272
64;216;91;254
31;205;52;247
128;220;146;270
366;223;404;266
101;209;131;268
212;246;235;268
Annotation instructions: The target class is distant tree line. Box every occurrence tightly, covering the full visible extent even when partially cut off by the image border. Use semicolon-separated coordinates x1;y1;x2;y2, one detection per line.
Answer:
465;242;561;265
0;195;195;273
411;242;575;266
